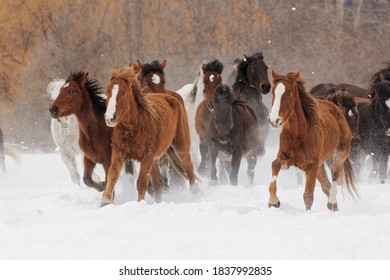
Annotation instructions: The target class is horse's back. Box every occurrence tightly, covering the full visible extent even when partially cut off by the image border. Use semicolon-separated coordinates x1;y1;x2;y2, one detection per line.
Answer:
338;83;370;98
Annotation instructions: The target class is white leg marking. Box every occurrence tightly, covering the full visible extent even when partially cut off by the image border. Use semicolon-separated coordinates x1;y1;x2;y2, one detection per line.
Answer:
271;175;277;183
328;181;338;204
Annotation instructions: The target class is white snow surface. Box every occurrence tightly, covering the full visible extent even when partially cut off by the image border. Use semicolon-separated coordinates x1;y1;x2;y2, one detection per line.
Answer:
1;137;390;260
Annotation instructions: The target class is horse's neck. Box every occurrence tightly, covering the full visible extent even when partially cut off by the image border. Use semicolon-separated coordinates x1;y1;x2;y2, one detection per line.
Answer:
373;101;390;127
283;99;309;140
75;99;106;139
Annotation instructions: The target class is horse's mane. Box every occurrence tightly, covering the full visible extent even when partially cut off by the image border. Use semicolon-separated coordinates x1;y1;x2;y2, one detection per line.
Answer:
369;61;390;94
204;59;223;74
109;66;159;120
66;71;106;112
141;60;165;78
46;78;65;100
273;72;320;125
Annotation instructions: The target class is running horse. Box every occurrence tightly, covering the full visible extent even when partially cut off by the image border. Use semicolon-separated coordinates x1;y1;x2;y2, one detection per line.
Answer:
268;69;358;211
49;72;113;191
194;59;224;175
102;65;199;205
232;52;271;146
209;84;261;185
136;59;186;190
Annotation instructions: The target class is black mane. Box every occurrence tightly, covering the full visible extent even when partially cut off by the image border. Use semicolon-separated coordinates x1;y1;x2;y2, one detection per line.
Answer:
141;60;165;78
204;59;223;74
66;71;106;112
369;61;390;93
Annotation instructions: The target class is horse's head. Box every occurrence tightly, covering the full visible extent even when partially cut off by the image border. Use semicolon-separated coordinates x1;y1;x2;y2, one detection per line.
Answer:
138;60;166;93
327;90;359;139
244;52;270;94
105;66;140;127
202;59;223;111
374;73;390;110
213;84;233;144
269;69;301;128
49;72;88;121
47;78;71;128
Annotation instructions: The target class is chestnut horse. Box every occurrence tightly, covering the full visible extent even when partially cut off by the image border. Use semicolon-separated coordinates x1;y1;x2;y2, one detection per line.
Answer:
137;59;186;190
194;59;224;175
49;72;112;191
268;70;358;211
102;65;199;205
209;84;261;185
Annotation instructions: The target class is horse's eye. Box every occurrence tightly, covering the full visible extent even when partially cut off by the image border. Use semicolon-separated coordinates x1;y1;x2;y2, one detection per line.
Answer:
122;91;126;96
69;89;74;94
287;92;291;96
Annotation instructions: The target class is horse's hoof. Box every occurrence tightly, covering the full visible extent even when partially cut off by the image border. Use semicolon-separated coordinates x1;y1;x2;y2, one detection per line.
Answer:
380;179;385;184
100;199;112;207
327;202;339;212
268;201;281;208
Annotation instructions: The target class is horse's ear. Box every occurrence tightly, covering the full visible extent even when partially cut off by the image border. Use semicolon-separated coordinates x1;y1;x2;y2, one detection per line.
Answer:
271;68;279;79
160;60;167;69
80;72;89;85
292;69;301;79
380;73;385;82
201;64;207;74
137;60;144;70
243;54;248;61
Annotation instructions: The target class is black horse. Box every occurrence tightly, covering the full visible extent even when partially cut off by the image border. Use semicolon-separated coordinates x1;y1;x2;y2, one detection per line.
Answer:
232;52;270;146
209;84;262;186
352;74;390;183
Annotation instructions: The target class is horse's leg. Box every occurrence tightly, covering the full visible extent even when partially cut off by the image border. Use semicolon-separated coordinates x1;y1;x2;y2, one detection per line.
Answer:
268;158;281;208
137;155;155;201
100;151;125;206
83;156;105;192
60;149;80;185
159;155;169;191
230;149;242;186
316;163;331;197
374;152;389;184
197;141;209;176
303;165;320;211
247;151;258;185
209;142;219;186
125;160;134;175
349;138;361;179
150;160;164;203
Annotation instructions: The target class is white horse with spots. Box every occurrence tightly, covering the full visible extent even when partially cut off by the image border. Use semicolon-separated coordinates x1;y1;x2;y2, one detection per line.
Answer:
47;79;83;185
176;62;206;165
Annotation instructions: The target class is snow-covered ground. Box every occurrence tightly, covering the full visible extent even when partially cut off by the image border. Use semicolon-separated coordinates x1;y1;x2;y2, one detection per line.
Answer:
1;132;390;260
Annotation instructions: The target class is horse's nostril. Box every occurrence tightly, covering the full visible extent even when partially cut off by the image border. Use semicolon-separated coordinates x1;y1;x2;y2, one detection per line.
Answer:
262;84;271;94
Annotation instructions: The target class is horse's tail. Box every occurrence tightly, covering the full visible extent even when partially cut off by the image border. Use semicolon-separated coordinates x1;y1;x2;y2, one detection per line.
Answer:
4;143;22;168
165;147;197;181
342;157;359;199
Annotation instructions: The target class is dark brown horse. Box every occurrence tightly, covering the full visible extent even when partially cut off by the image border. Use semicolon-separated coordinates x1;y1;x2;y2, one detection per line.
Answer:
352;74;390;183
268;69;358;211
232;52;270;145
194;59;223;175
209;84;261;185
49;72;112;191
325;89;360;139
101;65;199;205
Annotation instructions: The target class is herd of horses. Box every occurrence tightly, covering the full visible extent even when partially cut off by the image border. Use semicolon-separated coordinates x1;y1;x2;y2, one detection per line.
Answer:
4;52;390;211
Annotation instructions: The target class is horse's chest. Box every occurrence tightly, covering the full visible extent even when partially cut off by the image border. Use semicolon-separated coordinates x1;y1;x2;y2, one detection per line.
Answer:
113;129;155;161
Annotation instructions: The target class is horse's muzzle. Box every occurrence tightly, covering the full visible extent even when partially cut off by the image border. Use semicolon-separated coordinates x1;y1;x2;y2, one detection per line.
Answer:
104;114;117;127
269;116;282;128
49;106;59;119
